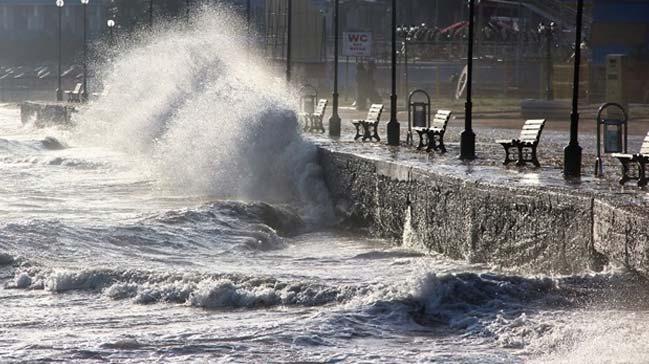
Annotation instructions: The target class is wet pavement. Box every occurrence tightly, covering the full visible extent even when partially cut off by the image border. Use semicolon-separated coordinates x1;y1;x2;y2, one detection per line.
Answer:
307;107;649;212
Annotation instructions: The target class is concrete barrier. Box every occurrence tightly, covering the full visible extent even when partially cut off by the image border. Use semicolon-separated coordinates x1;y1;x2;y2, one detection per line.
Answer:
319;147;649;276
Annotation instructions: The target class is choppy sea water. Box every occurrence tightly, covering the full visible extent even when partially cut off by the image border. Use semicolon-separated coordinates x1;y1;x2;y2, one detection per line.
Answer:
2;7;649;363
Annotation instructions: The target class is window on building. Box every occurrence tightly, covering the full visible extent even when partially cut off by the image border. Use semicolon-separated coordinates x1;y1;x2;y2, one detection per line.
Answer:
27;6;44;31
0;6;10;31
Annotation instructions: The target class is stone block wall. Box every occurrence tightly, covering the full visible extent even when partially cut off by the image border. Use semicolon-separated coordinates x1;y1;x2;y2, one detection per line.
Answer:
319;148;649;276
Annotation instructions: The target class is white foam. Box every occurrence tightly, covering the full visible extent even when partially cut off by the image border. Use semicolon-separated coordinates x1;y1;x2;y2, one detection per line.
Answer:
187;278;280;309
44;269;113;292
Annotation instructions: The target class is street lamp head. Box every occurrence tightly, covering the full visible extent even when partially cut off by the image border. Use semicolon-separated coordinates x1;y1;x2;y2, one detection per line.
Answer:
80;0;89;4
107;19;115;28
538;22;546;33
56;0;64;7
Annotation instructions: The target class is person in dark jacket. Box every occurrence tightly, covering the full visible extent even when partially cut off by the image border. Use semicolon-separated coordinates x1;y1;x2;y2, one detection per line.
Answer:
355;62;368;111
366;60;382;104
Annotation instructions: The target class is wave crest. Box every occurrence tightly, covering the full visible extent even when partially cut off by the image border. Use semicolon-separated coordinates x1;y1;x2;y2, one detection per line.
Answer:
11;268;359;309
75;7;334;223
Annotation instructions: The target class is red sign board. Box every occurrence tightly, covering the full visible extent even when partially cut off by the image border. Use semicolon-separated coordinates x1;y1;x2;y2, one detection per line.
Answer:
342;32;373;57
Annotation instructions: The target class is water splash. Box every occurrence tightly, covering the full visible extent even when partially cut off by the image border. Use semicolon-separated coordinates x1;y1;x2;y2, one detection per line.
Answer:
402;204;426;252
75;6;333;223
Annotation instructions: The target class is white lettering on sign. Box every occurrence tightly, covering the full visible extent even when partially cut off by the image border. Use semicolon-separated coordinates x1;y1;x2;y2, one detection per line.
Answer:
342;32;373;57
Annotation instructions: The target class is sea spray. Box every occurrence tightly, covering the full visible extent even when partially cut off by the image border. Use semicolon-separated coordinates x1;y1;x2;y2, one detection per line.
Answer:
74;6;333;223
402;204;426;252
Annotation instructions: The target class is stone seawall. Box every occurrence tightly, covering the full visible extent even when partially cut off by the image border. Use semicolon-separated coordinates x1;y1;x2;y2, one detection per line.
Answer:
319;147;649;276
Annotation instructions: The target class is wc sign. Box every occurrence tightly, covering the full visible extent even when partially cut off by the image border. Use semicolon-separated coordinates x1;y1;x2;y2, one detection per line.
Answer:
342;32;373;57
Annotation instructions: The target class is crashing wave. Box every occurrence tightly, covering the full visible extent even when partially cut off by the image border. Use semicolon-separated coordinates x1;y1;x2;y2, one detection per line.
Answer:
148;201;304;237
74;7;334;224
7;268;361;309
0;201;302;260
40;136;67;150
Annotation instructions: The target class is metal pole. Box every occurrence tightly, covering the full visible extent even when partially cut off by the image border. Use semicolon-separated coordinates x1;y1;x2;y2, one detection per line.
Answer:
57;5;63;102
321;10;326;62
82;2;88;102
460;0;476;160
387;0;400;146
404;36;409;105
434;0;439;27
186;0;190;23
329;0;341;137
329;0;341;138
545;25;554;100
286;0;292;83
149;0;153;28
564;0;584;178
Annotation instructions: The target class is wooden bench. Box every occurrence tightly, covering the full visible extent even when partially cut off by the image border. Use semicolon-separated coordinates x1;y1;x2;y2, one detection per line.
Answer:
496;119;546;167
352;104;384;142
65;83;83;103
91;84;110;99
413;109;452;153
302;99;327;133
612;131;649;187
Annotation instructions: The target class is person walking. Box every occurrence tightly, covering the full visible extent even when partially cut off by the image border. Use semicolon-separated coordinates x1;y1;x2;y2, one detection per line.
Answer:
367;60;381;104
355;62;368;111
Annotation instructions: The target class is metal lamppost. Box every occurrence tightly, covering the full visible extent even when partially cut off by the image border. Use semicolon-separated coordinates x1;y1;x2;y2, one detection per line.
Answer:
286;0;292;83
107;19;115;43
397;25;420;104
81;0;89;102
564;0;584;179
56;0;64;102
460;0;477;160
329;0;341;138
387;0;400;146
538;21;556;101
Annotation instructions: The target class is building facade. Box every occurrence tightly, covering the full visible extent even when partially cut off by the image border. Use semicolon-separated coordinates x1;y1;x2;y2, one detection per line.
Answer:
0;0;105;64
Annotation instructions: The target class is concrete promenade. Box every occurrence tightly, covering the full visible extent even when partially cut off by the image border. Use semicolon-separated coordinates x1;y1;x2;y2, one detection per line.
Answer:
310;106;649;277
